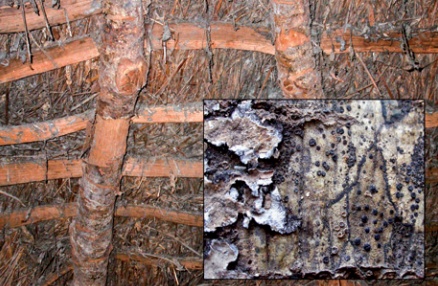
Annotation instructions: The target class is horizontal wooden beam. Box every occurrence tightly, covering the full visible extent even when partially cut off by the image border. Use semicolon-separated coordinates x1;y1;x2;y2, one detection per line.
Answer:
116;205;202;227
123;158;202;179
426;112;438;129
2;23;438;84
0;203;202;229
0;37;99;84
0;111;92;145
0;159;83;186
0;158;202;186
0;0;100;33
0;103;202;146
0;202;76;229
131;102;203;124
152;23;274;55
321;30;438;54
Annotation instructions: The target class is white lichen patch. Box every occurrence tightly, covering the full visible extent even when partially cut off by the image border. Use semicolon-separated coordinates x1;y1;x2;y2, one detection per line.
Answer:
204;102;282;165
204;197;240;232
247;187;298;234
204;239;239;279
204;168;300;234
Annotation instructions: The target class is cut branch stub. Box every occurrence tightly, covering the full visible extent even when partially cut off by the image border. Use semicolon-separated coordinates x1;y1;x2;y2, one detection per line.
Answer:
115;57;147;95
271;0;322;98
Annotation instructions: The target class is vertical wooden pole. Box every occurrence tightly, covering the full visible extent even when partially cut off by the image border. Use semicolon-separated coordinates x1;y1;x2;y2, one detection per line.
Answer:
270;0;323;98
69;0;147;284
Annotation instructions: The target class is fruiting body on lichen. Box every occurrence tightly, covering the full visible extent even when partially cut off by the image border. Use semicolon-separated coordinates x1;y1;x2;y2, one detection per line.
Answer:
363;243;371;252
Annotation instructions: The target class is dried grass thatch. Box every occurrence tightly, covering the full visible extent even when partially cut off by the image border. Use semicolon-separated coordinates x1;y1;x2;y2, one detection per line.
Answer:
0;0;437;285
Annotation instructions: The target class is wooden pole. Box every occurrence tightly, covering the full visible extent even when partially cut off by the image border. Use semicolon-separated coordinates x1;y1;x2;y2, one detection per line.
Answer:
69;0;147;284
270;0;323;98
0;103;202;146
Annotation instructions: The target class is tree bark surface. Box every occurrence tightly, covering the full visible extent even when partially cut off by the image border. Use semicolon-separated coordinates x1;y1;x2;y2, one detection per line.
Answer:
69;0;147;284
271;0;323;98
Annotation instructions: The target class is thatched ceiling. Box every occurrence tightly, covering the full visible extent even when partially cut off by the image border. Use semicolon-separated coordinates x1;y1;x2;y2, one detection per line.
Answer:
0;0;437;285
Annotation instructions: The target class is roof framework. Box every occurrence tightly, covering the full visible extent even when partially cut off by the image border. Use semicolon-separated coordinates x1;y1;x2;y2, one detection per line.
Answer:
0;0;437;284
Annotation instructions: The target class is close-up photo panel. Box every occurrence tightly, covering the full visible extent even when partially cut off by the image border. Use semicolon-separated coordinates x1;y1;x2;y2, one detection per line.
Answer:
0;0;437;285
204;100;425;280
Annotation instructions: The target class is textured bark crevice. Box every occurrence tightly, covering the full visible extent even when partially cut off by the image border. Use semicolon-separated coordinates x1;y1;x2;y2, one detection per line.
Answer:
270;0;323;98
69;0;146;284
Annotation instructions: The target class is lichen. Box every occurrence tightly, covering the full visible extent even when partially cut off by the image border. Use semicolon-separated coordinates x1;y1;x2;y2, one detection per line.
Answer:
204;101;282;165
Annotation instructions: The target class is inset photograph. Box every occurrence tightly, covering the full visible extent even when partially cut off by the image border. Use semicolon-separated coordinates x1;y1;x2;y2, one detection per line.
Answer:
203;100;424;279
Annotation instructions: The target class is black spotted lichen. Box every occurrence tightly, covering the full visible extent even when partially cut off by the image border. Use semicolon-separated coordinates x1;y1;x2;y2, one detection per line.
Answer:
204;100;424;279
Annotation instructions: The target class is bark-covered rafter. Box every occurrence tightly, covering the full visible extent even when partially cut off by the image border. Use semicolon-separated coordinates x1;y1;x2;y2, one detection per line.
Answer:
1;23;438;84
0;203;203;229
0;103;202;146
426;112;438;128
69;0;147;284
0;158;202;186
0;0;99;33
270;0;323;98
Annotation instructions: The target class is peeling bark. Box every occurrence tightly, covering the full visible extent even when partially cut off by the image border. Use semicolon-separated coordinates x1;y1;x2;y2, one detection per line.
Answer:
270;0;323;98
69;0;147;284
204;100;424;279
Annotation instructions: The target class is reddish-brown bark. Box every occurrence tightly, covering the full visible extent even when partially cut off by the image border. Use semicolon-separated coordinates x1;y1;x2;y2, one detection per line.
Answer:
0;0;100;33
0;203;202;229
0;158;202;186
270;0;323;98
0;103;202;146
2;23;438;84
426;112;438;128
69;0;147;284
